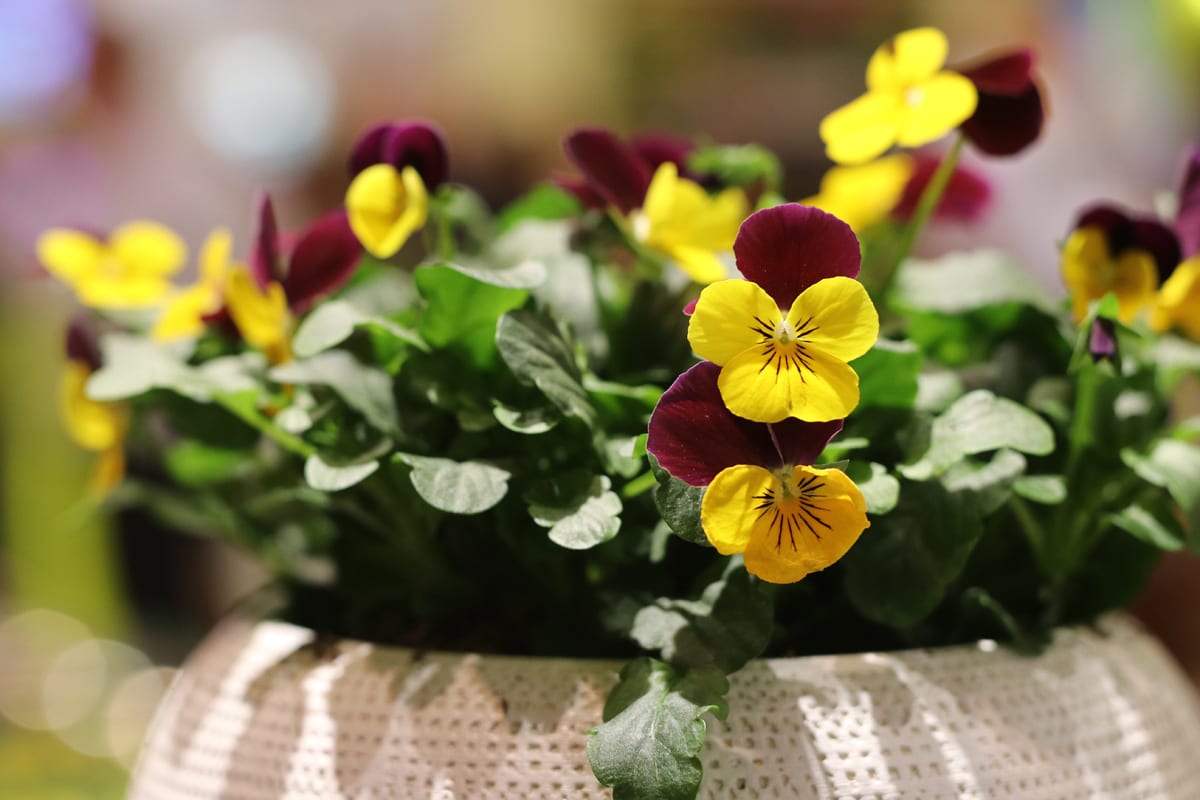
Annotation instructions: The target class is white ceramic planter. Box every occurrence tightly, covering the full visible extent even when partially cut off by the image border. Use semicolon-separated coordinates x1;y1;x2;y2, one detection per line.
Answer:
129;614;1200;799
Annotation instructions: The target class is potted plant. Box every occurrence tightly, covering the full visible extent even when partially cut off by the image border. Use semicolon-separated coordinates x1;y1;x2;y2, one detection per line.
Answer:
43;27;1200;799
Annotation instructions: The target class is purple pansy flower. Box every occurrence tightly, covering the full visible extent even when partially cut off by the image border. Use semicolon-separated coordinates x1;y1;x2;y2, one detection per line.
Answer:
957;49;1045;158
1074;204;1181;282
348;121;449;189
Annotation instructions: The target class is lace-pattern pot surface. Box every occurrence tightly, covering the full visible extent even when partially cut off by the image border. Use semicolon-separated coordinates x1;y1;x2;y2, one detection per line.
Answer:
129;614;1200;799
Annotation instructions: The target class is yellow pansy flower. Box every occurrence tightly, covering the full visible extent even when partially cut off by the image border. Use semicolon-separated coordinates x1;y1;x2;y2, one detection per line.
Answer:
153;228;234;342
802;155;915;232
345;163;428;259
38;221;186;309
225;267;293;364
819;27;978;166
1061;226;1158;324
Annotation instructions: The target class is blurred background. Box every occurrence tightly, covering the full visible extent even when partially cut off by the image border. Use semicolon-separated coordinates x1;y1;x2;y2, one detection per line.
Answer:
2;0;1199;794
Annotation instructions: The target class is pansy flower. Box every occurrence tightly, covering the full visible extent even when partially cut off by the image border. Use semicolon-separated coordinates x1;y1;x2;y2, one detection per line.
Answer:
226;194;363;363
38;221;186;309
562;128;748;283
1061;204;1181;323
819;27;978;166
687;204;879;423
1148;148;1200;340
647;362;868;584
345;121;446;259
957;48;1045;157
152;228;234;342
59;318;127;496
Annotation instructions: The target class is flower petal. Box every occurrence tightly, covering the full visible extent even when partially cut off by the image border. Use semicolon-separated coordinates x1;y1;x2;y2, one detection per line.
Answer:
37;228;104;284
688;278;780;365
961;84;1044;157
107;221;187;279
563;128;651;215
895;72;978;148
226;267;292;362
866;27;949;92
250;192;282;288
640;164;745;282
957;49;1035;95
718;342;860;423
153;285;213;341
199;228;233;287
1152;256;1200;340
802;155;914;232
786;276;879;362
1176;147;1200;258
740;466;869;584
349;121;449;189
345;164;429;259
64;316;103;371
733;204;862;308
59;360;126;451
894;155;991;222
1111;249;1159;324
700;464;774;555
646;361;844;486
1132;219;1182;283
1061;227;1110;322
819;90;903;166
283;210;363;313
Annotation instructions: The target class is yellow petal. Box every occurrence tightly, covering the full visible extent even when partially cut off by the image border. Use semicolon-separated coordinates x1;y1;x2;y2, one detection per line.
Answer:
152;285;212;341
819;91;903;166
59;361;127;451
199;228;234;287
1111;249;1159;324
742;466;869;584
1153;257;1200;339
88;447;126;498
661;244;731;284
718;342;860;423
640;164;747;282
346;164;428;259
895;72;978;148
226;268;292;361
37;229;105;285
75;275;175;309
108;221;187;279
700;464;775;555
866;27;949;92
802;155;914;231
688;279;781;365
1061;227;1110;322
786;277;879;361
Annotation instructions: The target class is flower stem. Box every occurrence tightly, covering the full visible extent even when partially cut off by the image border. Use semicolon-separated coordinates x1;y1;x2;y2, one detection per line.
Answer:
875;134;965;301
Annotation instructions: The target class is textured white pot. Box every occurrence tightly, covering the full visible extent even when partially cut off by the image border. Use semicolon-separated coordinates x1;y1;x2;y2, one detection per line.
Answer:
129;614;1200;799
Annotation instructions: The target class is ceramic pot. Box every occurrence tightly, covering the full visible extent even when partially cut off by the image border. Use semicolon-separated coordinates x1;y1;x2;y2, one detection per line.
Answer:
129;614;1200;799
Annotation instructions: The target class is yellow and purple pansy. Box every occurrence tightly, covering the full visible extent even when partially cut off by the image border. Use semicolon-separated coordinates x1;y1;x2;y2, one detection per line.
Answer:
562;128;748;283
345;121;447;259
647;362;869;584
1061;204;1181;324
687;204;879;423
819;27;978;166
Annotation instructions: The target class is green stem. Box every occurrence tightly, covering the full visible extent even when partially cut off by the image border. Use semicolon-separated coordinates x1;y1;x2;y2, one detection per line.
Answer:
1009;494;1050;575
875;134;965;301
214;394;315;458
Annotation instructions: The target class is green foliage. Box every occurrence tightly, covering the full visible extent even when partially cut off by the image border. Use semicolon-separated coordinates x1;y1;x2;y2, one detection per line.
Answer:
395;454;512;514
588;659;729;800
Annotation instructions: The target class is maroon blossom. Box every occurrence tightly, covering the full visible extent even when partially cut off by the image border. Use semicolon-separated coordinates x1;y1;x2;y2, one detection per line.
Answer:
894;155;992;223
647;362;844;486
248;193;363;314
1074;204;1181;282
957;49;1045;157
348;121;449;189
733;204;861;309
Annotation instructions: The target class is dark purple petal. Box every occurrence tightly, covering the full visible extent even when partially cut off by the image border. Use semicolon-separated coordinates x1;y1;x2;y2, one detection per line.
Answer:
563;128;651;215
894;156;992;222
1088;317;1118;363
65;315;102;370
958;49;1035;95
647;362;843;486
349;121;449;188
1075;204;1181;281
630;132;693;170
1175;147;1200;258
733;204;861;308
282;210;363;314
957;49;1044;157
250;192;283;289
551;174;608;211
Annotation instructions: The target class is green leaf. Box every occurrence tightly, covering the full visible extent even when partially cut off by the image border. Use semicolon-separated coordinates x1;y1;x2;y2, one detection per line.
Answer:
1155;336;1200;392
1121;439;1200;547
492;402;559;434
395;453;512;515
1109;503;1186;551
900;390;1054;480
649;455;708;546
941;449;1026;514
846;462;900;515
894;249;1055;314
528;475;622;549
304;454;380;492
1013;474;1066;505
496;309;596;428
89;335;263;402
588;659;729;800
629;563;772;673
915;369;964;412
496;183;583;232
688;143;782;190
270;351;400;435
415;264;529;366
844;480;984;629
291;299;423;358
854;338;921;410
439;257;548;290
165;441;249;487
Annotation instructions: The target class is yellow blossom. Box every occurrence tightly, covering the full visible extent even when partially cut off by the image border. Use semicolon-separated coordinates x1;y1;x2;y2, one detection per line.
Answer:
1061;226;1158;324
38;221;186;309
225;267;293;364
345;163;428;259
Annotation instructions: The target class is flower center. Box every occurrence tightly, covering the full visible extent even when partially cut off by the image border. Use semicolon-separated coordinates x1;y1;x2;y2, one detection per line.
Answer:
904;86;924;108
630;210;651;243
749;313;820;377
752;471;832;552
